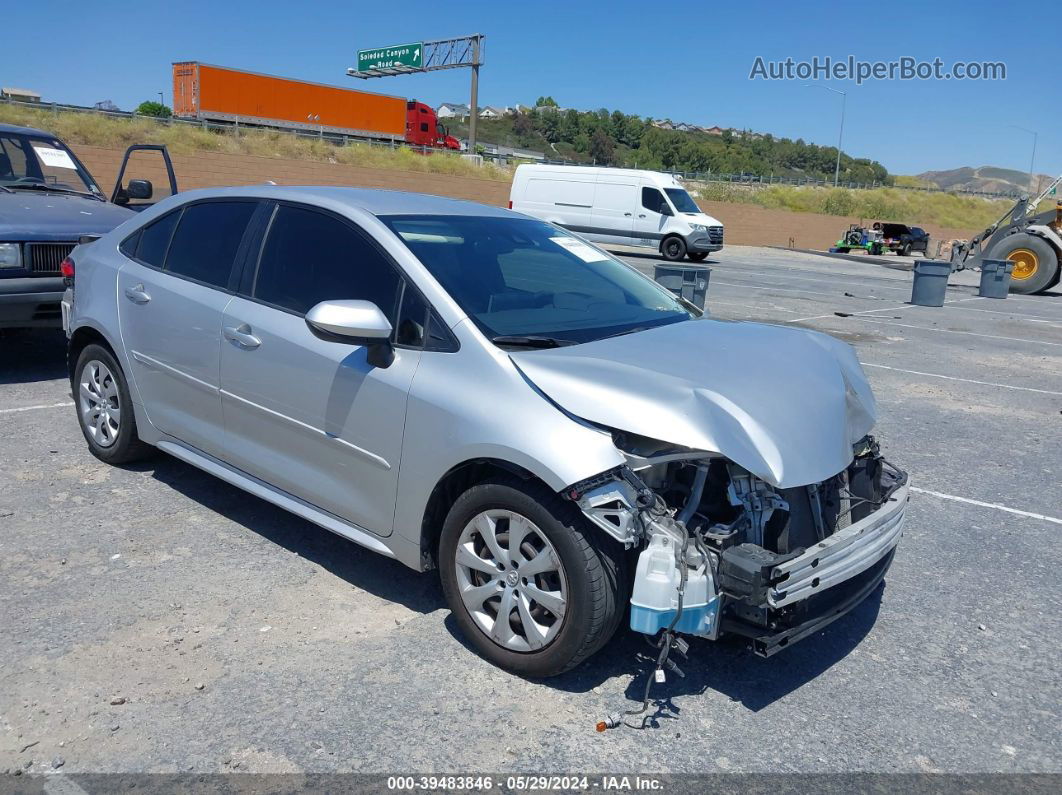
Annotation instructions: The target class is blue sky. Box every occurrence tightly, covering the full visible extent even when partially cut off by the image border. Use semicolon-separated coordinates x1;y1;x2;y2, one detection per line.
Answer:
4;0;1056;178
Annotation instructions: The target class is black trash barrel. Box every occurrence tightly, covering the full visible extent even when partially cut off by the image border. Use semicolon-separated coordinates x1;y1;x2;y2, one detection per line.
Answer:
978;258;1013;299
910;259;951;307
654;264;711;309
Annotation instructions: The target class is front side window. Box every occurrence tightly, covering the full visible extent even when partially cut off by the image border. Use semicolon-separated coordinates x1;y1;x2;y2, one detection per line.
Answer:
641;187;667;214
252;205;401;319
381;215;693;344
165;202;256;288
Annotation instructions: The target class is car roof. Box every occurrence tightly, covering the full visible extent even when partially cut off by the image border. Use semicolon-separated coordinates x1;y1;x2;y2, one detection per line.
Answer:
0;122;56;138
168;185;516;218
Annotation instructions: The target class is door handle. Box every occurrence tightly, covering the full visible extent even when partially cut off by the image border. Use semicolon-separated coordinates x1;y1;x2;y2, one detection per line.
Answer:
638;213;647;218
624;212;633;217
123;284;150;304
223;323;261;349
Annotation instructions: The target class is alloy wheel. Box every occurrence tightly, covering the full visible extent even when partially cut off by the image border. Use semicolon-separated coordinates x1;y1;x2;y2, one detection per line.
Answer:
454;509;568;652
79;360;121;448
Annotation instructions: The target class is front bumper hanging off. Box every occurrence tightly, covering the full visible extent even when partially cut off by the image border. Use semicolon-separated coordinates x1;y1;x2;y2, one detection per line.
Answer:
722;481;910;656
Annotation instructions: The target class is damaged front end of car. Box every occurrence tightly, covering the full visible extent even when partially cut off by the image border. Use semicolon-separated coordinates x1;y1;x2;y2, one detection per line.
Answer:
566;431;909;656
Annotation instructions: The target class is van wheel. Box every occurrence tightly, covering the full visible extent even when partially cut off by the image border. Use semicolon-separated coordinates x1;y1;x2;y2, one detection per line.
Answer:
661;236;687;261
439;476;627;677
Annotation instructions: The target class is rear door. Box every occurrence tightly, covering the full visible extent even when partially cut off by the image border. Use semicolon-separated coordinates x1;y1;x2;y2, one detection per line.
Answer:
590;178;637;245
117;200;258;457
219;203;422;537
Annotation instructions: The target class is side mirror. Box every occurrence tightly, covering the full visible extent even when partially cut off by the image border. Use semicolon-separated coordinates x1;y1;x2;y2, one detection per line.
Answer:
306;300;395;366
306;299;393;339
659;204;673;217
126;179;153;200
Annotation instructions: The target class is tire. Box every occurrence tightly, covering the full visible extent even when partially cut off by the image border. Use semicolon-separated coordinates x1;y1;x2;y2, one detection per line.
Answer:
898;244;911;257
73;344;152;465
988;233;1060;294
688;252;709;262
661;236;687;262
439;476;627;677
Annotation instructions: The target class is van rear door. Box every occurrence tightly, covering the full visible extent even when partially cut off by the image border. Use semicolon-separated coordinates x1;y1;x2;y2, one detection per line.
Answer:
590;178;637;244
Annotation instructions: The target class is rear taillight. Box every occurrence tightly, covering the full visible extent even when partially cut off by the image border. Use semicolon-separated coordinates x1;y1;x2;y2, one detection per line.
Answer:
60;256;75;280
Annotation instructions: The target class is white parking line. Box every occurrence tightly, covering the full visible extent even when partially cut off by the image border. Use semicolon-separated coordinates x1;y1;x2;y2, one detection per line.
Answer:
911;487;1062;526
860;362;1062;396
786;297;983;324
708;299;802;314
854;317;1062;347
0;401;73;415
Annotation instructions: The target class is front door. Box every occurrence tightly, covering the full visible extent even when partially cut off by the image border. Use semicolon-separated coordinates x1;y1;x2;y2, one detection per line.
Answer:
634;186;672;246
219;203;421;537
117;200;257;457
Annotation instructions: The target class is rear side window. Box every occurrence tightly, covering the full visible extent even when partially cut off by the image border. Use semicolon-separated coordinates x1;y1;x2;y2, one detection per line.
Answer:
641;187;667;214
119;230;142;259
165;201;256;288
252;205;401;319
135;211;180;267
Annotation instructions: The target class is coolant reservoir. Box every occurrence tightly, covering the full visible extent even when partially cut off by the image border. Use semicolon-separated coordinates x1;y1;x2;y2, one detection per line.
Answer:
630;534;720;638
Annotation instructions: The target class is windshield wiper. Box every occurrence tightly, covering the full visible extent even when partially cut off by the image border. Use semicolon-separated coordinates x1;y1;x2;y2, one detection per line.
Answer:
490;335;577;349
7;183;97;198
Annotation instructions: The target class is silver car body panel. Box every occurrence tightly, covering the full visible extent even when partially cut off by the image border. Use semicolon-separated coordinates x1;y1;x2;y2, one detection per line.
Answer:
510;318;877;489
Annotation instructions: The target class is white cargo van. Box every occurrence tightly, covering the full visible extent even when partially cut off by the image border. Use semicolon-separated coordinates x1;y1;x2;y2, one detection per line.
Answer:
509;164;723;261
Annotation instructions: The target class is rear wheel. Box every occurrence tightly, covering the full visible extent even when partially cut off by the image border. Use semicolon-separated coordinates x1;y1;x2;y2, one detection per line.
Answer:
688;252;708;262
73;344;151;465
661;236;687;262
989;233;1060;294
439;477;627;677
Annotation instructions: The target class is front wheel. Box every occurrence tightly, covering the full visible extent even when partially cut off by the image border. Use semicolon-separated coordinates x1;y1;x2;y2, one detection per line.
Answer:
73;344;152;464
989;233;1060;294
661;236;687;262
439;477;627;677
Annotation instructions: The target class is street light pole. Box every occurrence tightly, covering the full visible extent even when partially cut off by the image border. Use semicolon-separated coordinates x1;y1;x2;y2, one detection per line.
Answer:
1009;125;1038;194
805;84;846;187
158;91;164;106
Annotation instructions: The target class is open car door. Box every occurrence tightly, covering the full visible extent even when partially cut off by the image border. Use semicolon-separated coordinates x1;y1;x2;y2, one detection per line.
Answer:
110;144;178;211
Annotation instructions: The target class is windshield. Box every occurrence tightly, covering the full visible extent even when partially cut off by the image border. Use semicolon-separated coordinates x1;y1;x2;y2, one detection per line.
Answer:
0;132;100;196
664;188;700;214
381;215;695;344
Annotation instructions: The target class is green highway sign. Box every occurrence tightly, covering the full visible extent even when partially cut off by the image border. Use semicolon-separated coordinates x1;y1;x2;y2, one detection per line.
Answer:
357;43;424;72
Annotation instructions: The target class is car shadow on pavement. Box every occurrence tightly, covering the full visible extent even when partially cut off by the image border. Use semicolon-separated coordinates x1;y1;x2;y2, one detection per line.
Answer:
146;454;445;616
545;583;885;717
0;329;68;383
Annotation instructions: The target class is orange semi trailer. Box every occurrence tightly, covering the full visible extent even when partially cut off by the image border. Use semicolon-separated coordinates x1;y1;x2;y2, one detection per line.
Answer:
172;62;460;149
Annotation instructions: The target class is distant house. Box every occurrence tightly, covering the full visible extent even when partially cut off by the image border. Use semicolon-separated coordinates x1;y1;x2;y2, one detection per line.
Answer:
535;104;562;113
704;126;725;136
673;122;692;132
478;106;506;119
1;86;40;103
652;119;673;130
509;103;532;114
437;103;470;119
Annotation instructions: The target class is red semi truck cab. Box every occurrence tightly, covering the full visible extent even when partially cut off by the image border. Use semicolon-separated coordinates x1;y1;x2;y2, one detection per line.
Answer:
406;101;461;150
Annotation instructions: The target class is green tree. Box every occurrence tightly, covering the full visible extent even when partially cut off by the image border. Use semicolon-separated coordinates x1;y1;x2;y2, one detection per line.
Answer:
535;96;558;107
135;101;172;118
589;129;616;165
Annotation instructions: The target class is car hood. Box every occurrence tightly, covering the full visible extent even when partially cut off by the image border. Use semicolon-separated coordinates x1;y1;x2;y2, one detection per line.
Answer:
685;212;723;228
0;192;134;241
509;318;876;488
